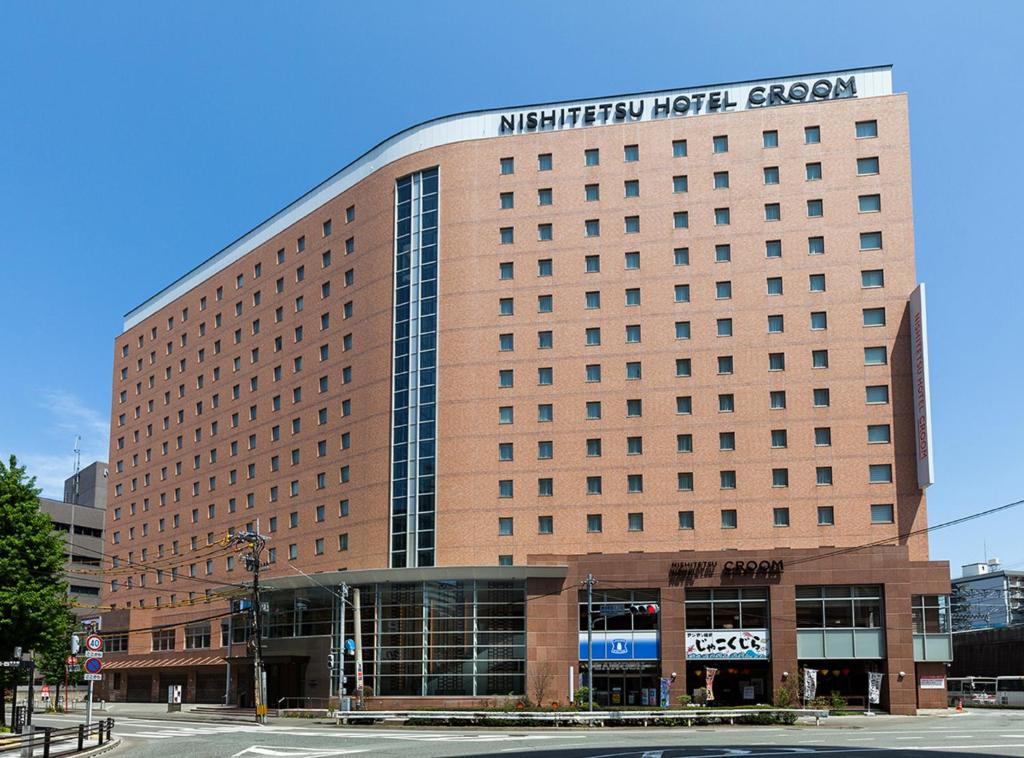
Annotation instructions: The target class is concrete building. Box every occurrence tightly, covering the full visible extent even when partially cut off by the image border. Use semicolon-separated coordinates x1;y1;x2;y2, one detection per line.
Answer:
38;462;109;612
98;65;950;713
951;559;1024;631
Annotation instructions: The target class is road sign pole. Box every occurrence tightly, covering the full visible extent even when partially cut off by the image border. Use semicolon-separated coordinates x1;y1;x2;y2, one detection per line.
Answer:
86;680;93;729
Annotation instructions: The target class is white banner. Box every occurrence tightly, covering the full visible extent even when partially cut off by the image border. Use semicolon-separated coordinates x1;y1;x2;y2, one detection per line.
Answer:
685;630;769;660
868;672;885;704
803;668;818;701
909;284;934;488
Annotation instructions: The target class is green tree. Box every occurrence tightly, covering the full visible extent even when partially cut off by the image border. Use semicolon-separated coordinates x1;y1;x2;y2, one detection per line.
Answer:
35;605;78;711
0;455;70;725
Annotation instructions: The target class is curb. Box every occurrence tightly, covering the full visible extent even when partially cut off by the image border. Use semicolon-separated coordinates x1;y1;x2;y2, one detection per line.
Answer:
79;736;122;757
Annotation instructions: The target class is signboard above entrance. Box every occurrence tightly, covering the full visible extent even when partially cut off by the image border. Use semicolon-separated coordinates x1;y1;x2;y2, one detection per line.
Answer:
686;630;770;660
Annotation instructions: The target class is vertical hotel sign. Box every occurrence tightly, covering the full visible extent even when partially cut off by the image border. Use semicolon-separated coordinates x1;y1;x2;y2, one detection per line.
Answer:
910;284;934;489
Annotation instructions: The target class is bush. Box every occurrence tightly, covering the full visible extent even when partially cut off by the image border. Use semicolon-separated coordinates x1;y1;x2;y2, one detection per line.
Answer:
830;691;847;712
573;686;590;707
676;693;692;707
773;680;798;709
693;687;708;705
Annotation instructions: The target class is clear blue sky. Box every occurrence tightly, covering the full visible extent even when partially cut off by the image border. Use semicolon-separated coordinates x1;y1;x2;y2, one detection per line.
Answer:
1;1;1021;576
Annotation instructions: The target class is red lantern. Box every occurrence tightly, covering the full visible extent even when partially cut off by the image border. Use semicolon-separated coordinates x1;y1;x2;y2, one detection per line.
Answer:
841;668;851;676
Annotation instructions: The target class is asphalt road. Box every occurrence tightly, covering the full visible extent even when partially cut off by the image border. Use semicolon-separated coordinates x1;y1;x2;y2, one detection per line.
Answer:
27;708;1024;758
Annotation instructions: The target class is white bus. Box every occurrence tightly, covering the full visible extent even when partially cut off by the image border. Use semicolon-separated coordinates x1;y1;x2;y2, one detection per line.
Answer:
947;676;996;706
996;676;1024;706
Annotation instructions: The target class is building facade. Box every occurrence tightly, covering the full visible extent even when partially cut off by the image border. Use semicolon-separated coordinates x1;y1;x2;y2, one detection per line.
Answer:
99;65;950;713
38;462;108;612
951;559;1024;631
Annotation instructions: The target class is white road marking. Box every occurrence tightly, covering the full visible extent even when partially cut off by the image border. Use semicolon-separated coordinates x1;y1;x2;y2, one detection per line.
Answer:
640;752;664;758
231;747;368;757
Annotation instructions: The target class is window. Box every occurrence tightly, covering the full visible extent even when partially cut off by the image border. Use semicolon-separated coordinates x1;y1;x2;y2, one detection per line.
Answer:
721;509;737;529
720;470;736;489
538;403;553;422
713;135;728;153
538;258;552;276
499;333;514;352
862;269;885;287
538;152;552;170
498;442;514;461
624;180;640;199
673;175;688;193
805;125;821;144
869;464;893;483
770;390;787;409
717;318;733;337
498;369;513;388
498;480;514;498
674;283;690;303
538;440;553;459
628;512;644;530
674;211;690;229
500;157;514;175
626;398;643;417
538;223;553;241
624;216;640;234
859;194;881;213
538;188;552;206
806;236;825;256
773;507;791;527
805;161;823;181
813;388;830;407
585;148;600;166
715;281;732;299
538;478;553;497
868;424;891;444
676;396;692;415
625;324;641;343
771;429;788;448
538;367;553;385
857;156;879;175
866;385;890;404
538;330;553;349
584;219;600;237
767;314;784;333
772;468;789;488
676;358;692;377
675;321;691;340
713;208;730;226
587;514;603;533
812;349;829;369
586;327;601;346
809;274;826;292
585;183;600;201
624;144;639;162
864;346;888;365
677;433;693;453
818;506;835;526
678;511;695;530
860;231;883;250
807;199;823;217
815;427;832;446
678;472;694;491
499;406;514;424
538;515;553;534
627;475;644;494
585;364;602;383
768;352;785;371
626;361;642;380
498;517;514;535
766;276;783;295
713;171;729;189
796;585;883;628
871;504;895;524
152;629;176;651
500;227;514;245
587;476;602;495
715;244;731;263
718;393;734;412
856;120;878;138
762;130;778;148
763;166;780;184
672;139;687;157
816;466;833;486
718;432;735;451
500;192;514;210
765;239;782;258
345;204;355;223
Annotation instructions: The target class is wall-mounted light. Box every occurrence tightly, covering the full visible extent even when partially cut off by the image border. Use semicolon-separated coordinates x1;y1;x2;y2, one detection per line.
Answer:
781;671;790;680
898;671;907;681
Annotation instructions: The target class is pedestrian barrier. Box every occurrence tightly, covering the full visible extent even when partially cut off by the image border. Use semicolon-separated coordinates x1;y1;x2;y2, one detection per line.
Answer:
0;718;115;757
332;708;829;727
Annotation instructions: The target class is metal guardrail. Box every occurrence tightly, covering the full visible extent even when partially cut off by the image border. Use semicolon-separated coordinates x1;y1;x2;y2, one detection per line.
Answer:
277;696;331;710
333;708;830;726
0;718;115;757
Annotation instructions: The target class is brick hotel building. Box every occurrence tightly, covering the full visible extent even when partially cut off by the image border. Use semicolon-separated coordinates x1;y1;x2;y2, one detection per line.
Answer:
99;65;951;713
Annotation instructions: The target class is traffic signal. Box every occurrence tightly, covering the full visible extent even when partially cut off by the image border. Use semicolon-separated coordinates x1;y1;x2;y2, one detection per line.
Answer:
628;603;660;616
328;653;336;669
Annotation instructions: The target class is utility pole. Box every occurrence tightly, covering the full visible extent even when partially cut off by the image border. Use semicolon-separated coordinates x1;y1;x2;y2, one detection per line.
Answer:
585;573;596;712
230;525;267;724
337;583;348;702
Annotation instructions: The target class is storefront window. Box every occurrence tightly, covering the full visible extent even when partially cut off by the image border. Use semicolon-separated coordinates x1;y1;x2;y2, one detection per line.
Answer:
685;588;767;629
911;594;950;634
796;586;883;628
